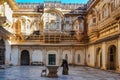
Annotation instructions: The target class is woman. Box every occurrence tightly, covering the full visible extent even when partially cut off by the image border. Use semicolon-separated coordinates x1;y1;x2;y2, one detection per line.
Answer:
61;59;69;75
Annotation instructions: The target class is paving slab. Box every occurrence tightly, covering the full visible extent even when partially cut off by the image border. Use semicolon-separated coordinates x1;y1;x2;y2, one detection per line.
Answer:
0;66;119;80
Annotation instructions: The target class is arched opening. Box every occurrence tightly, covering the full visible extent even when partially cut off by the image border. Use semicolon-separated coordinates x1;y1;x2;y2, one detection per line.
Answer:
65;54;68;61
0;39;5;65
107;45;116;70
95;48;102;68
21;50;30;65
77;54;80;63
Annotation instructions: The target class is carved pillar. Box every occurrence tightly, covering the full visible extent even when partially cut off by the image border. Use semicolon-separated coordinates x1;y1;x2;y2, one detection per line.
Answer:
71;47;75;65
101;42;107;70
29;48;33;65
118;20;120;30
18;48;21;66
43;48;47;65
117;36;120;71
58;47;62;66
84;46;87;65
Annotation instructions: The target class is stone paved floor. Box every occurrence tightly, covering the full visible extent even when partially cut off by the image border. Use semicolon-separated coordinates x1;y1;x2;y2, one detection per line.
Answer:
0;66;120;80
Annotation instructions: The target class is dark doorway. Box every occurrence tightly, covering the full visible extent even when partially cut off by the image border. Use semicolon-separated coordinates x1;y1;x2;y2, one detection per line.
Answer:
95;48;102;68
48;54;56;65
0;39;5;65
108;45;116;70
21;50;30;65
65;54;68;61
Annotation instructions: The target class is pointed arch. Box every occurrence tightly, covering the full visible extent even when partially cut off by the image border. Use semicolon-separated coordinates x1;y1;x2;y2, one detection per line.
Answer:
107;45;116;70
44;9;64;19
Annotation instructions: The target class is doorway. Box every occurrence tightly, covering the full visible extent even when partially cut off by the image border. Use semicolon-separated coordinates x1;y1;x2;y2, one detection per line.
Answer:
108;45;116;70
96;48;102;68
0;39;5;65
21;50;30;65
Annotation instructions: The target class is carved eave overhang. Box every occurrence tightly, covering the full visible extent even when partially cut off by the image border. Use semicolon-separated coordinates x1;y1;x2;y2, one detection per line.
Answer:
11;43;86;47
87;0;100;12
112;6;120;20
114;13;120;21
64;11;87;16
64;14;82;16
88;32;120;45
0;27;12;39
0;0;18;10
13;13;41;17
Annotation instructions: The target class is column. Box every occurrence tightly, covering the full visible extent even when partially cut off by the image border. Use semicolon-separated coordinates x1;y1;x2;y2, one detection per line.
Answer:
101;42;107;70
71;47;75;65
18;48;21;66
29;48;33;65
5;40;11;65
43;48;47;65
58;47;62;66
117;36;120;71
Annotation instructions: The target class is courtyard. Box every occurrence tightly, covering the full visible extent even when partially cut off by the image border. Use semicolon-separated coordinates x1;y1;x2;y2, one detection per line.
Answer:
0;66;119;80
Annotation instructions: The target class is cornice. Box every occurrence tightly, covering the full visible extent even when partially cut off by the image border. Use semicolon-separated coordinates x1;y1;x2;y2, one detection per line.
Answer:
88;32;120;45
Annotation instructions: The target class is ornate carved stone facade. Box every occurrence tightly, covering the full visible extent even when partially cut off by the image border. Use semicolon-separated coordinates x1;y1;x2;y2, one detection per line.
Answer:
0;0;120;72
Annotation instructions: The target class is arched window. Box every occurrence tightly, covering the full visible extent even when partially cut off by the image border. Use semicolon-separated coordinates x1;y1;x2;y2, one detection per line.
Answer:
79;22;83;30
77;54;80;63
45;22;49;29
102;4;108;18
65;54;68;61
66;24;70;30
50;22;54;29
56;22;59;29
111;1;115;11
